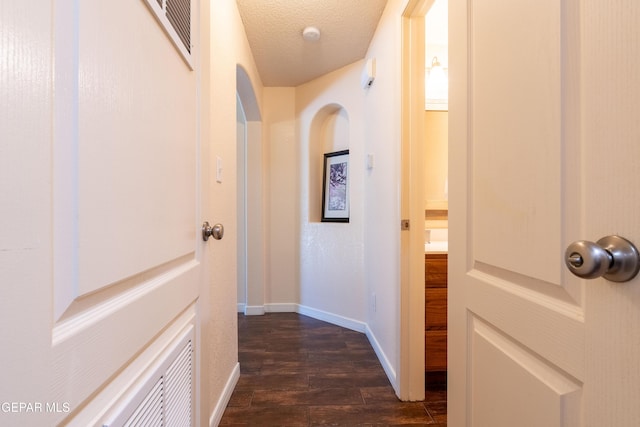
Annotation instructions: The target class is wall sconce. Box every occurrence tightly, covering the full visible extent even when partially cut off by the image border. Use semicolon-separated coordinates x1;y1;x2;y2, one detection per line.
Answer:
425;56;448;111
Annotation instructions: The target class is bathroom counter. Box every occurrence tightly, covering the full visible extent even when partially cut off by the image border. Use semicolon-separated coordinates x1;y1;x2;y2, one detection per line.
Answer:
425;228;448;254
425;241;448;254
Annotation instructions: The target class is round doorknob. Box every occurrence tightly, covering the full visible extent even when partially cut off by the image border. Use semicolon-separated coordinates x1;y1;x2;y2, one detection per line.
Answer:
565;235;640;282
202;221;224;241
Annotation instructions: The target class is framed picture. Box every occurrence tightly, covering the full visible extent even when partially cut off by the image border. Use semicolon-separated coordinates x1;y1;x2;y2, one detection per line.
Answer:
322;150;350;222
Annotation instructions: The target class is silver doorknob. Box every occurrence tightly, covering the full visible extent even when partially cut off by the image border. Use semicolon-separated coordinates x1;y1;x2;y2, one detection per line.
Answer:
202;221;224;241
564;235;640;282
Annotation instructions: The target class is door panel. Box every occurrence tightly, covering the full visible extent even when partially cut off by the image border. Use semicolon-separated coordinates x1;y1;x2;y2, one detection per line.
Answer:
463;0;584;377
75;0;196;298
471;316;582;426
472;0;563;286
38;0;201;424
451;0;640;424
449;0;585;425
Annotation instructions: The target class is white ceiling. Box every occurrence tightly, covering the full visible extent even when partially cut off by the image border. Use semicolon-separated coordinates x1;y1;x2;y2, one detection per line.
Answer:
236;0;389;87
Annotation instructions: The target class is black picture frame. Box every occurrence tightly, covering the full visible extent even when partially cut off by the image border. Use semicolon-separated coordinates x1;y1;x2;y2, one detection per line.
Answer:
321;150;350;223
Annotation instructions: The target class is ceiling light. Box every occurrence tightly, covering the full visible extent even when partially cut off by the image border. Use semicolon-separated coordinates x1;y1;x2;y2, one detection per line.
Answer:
302;26;321;42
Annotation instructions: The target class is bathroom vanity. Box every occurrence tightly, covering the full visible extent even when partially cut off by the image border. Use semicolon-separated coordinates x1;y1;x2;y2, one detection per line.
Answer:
424;208;448;378
425;251;447;373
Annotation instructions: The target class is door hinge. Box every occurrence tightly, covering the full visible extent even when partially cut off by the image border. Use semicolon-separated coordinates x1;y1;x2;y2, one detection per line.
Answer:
401;219;410;231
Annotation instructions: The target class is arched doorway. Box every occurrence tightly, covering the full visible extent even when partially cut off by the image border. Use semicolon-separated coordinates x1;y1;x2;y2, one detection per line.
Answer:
236;65;265;315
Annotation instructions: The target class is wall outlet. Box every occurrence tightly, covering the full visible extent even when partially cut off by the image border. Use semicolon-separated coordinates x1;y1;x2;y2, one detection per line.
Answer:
372;292;377;312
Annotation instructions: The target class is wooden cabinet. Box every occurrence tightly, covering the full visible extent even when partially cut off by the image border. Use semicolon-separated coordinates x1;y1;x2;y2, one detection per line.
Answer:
425;253;447;372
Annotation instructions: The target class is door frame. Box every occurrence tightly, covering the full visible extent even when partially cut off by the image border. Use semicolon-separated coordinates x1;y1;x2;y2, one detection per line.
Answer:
399;0;430;401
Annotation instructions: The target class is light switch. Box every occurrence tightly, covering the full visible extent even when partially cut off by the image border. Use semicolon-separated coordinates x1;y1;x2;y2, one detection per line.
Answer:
367;153;374;169
216;156;223;183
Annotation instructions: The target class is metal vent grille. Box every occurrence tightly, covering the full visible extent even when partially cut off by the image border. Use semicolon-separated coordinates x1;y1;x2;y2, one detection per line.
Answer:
166;0;191;54
144;0;193;68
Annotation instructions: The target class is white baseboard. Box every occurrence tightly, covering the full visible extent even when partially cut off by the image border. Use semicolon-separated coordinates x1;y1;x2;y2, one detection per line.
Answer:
365;325;398;394
296;304;366;333
245;303;366;333
264;303;298;313
244;305;265;315
236;303;245;313
209;362;240;427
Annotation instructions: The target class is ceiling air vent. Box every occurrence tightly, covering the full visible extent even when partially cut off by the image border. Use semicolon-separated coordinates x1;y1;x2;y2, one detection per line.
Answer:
144;0;193;69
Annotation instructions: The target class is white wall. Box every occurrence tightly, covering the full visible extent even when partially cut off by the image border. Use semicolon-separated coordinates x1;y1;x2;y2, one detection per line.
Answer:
200;0;264;424
425;111;449;206
362;0;407;389
245;117;266;313
295;63;366;328
263;88;300;308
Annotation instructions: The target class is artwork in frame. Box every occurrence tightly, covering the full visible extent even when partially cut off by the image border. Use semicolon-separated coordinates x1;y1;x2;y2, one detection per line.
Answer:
321;150;350;223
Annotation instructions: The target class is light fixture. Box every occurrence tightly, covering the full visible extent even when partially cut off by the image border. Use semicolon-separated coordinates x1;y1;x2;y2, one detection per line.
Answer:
302;26;321;42
425;56;448;110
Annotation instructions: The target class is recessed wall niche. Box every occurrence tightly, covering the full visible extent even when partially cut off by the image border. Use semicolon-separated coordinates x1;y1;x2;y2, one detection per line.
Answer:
309;104;350;223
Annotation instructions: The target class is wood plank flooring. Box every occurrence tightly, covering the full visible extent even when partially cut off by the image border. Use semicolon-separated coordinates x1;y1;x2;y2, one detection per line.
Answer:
220;312;447;426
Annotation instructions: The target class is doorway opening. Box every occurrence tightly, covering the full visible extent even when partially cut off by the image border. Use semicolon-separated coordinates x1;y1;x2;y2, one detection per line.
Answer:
423;0;448;392
400;0;449;401
236;65;264;316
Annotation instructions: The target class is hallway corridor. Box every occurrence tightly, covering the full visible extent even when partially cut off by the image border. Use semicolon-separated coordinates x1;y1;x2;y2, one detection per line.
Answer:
220;313;447;426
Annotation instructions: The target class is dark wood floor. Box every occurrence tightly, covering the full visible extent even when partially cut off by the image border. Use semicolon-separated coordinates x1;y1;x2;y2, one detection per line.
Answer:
220;312;447;426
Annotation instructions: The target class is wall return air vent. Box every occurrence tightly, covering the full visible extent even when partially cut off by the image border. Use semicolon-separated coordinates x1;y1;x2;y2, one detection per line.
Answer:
145;0;193;69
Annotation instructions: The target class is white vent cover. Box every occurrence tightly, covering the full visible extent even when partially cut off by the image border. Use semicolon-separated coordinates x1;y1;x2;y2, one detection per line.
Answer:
103;328;194;427
144;0;193;69
164;341;193;426
123;379;164;427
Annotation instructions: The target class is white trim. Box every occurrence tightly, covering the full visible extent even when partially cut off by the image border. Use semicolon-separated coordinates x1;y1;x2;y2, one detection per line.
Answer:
208;363;240;427
255;303;368;334
264;303;298;313
237;303;245;313
296;305;366;333
366;324;399;394
52;260;199;346
244;305;265;316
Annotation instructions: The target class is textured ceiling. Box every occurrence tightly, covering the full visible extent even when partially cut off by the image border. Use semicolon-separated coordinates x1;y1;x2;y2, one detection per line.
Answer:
236;0;389;87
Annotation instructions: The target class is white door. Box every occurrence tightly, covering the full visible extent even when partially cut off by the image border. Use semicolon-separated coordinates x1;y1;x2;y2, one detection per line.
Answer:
1;1;206;425
449;0;640;425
